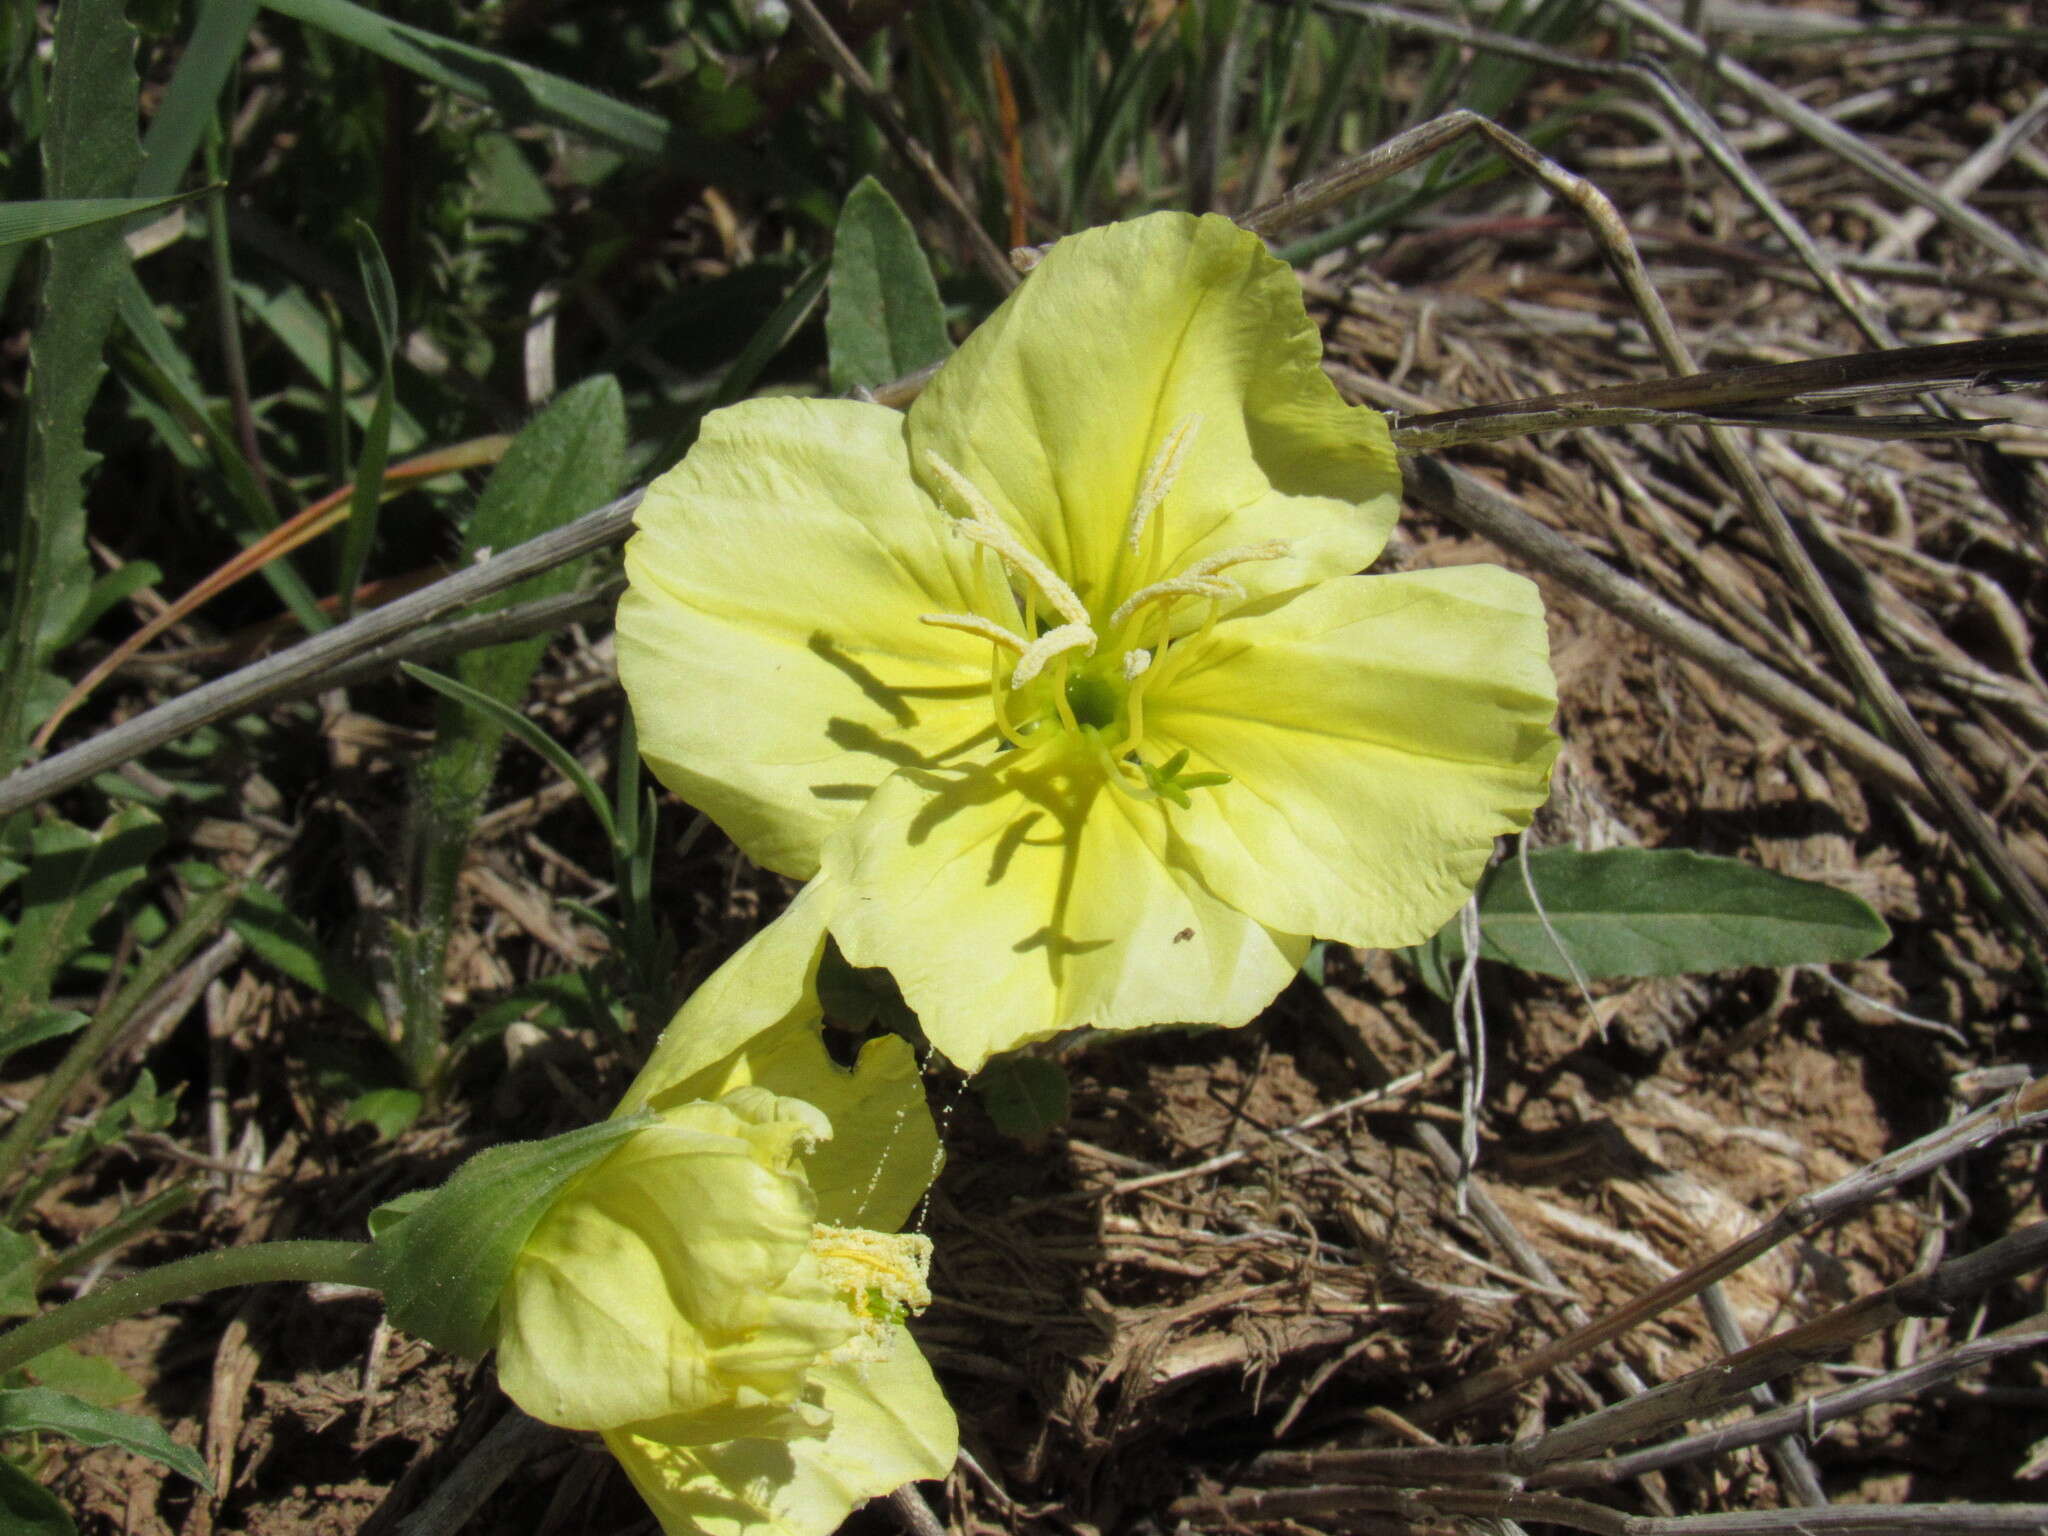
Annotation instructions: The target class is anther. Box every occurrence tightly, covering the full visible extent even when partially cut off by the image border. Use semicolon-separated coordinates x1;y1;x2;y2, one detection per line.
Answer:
1107;539;1291;630
919;612;1027;654
1121;649;1152;681
925;450;1093;628
1125;414;1203;553
1010;623;1095;689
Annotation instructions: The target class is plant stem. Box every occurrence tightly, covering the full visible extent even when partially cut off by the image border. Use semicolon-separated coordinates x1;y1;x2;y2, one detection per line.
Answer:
0;1239;373;1378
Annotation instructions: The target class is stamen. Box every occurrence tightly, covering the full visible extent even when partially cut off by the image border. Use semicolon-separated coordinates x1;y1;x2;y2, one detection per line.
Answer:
925;451;1092;628
1108;574;1238;631
1010;623;1095;689
1124;414;1202;553
1105;539;1291;630
1120;649;1152;681
1179;539;1290;581
919;611;1028;654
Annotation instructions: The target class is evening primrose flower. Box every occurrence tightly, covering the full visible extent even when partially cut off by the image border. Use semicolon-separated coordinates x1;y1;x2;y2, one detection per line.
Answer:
619;211;1558;1072
372;889;953;1536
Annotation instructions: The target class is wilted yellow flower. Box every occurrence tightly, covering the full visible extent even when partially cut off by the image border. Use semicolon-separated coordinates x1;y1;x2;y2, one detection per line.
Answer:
619;212;1558;1071
493;894;953;1536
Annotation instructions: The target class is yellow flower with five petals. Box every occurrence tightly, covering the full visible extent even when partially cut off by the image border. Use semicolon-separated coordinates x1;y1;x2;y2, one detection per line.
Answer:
619;212;1558;1071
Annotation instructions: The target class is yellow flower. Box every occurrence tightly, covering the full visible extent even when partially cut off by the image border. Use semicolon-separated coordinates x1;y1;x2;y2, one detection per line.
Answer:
494;896;954;1536
619;212;1558;1071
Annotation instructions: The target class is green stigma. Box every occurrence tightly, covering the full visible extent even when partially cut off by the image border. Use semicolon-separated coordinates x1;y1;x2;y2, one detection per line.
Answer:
1065;670;1122;731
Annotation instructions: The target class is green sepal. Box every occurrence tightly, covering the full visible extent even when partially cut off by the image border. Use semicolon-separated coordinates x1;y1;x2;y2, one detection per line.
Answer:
362;1112;655;1358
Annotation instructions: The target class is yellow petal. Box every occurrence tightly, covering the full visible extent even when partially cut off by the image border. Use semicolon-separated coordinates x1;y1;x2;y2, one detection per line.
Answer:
906;212;1398;624
820;738;1305;1071
604;1325;957;1536
496;1100;846;1433
618;397;1001;879
620;880;836;1114
619;880;940;1233
1147;566;1559;947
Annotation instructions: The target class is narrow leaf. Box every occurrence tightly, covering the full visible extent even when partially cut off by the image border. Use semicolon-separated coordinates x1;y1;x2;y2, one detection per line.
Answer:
402;663;616;848
0;0;142;772
0;808;163;1016
0;1388;212;1491
826;176;953;395
0;190;209;250
229;883;384;1027
134;0;262;198
0;1460;74;1536
260;0;765;182
1425;847;1891;980
336;222;398;618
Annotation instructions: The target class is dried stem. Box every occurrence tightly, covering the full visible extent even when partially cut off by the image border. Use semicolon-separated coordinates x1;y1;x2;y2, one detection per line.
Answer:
783;0;1018;293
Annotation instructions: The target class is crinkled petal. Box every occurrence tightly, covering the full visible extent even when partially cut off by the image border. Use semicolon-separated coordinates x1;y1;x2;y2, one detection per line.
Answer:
619;397;1001;879
496;1110;840;1433
619;881;940;1233
1146;566;1559;948
907;213;1398;625
821;739;1305;1071
605;1325;957;1536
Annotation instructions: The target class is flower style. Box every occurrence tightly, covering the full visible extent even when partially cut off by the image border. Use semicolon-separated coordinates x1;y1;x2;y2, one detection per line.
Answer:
619;211;1559;1071
491;892;954;1536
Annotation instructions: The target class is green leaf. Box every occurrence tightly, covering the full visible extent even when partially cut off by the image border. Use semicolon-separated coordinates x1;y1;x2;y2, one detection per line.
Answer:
0;189;209;249
363;1113;654;1357
402;375;628;1047
401;664;616;849
826;176;953;395
0;1388;211;1491
343;1087;421;1140
336;221;398;619
1422;847;1892;981
0;1459;75;1536
975;1055;1070;1144
229;883;384;1027
57;559;163;651
0;808;163;1020
0;0;142;773
19;1347;138;1408
0;1010;89;1066
0;1229;41;1318
260;0;767;182
134;0;261;198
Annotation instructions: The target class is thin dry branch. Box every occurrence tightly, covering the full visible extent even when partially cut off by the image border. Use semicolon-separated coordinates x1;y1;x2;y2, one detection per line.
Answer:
1538;1314;2048;1489
1525;1219;2048;1463
1390;1072;2048;1432
0;493;641;818
782;0;1018;293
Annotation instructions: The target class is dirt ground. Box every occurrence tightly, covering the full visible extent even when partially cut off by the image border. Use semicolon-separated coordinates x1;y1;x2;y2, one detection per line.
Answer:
25;12;2048;1536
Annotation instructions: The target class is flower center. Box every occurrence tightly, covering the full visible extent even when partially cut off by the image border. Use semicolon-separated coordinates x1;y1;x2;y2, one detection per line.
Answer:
918;421;1288;807
809;1225;934;1364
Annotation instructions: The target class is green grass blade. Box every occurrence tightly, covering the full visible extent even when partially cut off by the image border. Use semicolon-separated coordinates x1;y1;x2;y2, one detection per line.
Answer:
261;0;769;184
401;663;617;849
111;281;329;634
0;190;211;249
0;0;141;774
134;0;260;198
336;221;398;619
